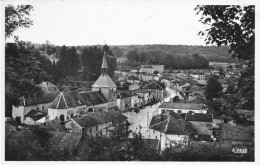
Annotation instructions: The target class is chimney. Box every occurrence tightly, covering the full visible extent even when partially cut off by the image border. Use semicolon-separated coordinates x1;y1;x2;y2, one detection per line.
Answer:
78;115;81;119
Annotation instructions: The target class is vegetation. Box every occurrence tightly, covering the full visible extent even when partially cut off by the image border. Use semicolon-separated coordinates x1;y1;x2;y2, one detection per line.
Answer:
126;50;209;69
205;76;223;100
195;5;255;111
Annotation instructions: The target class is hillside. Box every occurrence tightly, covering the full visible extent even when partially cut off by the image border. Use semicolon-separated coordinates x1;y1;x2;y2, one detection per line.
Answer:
110;45;233;62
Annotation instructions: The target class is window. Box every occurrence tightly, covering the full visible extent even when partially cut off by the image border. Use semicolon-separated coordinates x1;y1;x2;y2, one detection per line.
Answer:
178;110;182;114
156;136;157;140
90;127;92;133
42;106;44;111
96;125;98;130
153;130;155;133
37;107;39;111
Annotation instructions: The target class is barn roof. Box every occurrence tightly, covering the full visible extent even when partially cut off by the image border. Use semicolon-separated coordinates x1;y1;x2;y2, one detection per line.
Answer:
79;91;108;106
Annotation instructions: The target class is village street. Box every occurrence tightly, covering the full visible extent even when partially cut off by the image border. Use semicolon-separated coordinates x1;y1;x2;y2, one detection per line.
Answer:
123;86;182;138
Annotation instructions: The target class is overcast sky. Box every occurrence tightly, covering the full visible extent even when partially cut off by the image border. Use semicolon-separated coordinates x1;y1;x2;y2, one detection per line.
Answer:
3;0;248;46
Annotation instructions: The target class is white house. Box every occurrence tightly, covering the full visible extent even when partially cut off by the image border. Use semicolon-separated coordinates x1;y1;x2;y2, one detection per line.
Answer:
158;102;207;114
12;91;60;123
127;75;140;84
149;111;195;151
65;111;128;137
48;91;86;122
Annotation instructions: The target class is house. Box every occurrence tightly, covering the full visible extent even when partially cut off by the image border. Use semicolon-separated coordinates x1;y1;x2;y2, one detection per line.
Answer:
139;73;154;82
92;52;117;111
24;110;46;125
65;111;128;137
185;113;213;140
139;65;156;74
117;91;132;112
48;91;86;122
12;91;60;123
38;81;59;93
158;102;207;114
124;91;141;108
134;89;154;105
220;124;254;145
127;75;140;84
142;81;165;101
79;91;108;112
149;111;195;150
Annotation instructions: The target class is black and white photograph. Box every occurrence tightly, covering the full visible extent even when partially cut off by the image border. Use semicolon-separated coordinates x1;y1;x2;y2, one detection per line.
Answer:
1;0;258;163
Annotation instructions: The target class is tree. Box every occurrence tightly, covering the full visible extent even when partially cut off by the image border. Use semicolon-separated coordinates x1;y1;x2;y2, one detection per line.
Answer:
206;76;223;100
5;5;33;39
195;5;254;110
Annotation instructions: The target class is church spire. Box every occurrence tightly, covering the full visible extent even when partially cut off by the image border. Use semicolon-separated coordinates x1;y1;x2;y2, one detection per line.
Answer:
101;52;108;75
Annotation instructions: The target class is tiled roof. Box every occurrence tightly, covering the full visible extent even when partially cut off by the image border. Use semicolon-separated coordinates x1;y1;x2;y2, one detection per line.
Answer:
220;124;254;141
72;111;128;128
142;81;163;90
128;75;139;80
149;111;194;135
117;91;132;99
24;110;46;121
72;115;99;128
79;91;108;106
49;91;86;109
5;122;16;138
141;65;155;69
38;81;59;93
158;102;205;110
185;113;213;122
92;74;116;88
21;91;60;106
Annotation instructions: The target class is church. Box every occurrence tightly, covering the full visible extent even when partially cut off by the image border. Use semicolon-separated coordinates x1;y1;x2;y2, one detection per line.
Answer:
91;52;118;111
46;51;118;122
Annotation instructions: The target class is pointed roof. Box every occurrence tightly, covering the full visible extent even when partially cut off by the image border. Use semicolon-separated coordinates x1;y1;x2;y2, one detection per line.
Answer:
92;74;116;88
101;52;108;69
142;81;164;90
49;91;86;109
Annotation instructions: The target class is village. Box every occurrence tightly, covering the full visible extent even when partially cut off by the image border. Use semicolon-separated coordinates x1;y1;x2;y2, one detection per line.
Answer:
4;2;255;162
6;51;254;156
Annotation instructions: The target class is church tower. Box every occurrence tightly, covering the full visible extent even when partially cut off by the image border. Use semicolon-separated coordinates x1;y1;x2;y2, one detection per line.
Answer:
92;52;117;110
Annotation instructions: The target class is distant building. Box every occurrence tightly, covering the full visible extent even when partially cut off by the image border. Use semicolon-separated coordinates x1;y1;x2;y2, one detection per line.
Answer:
139;65;156;74
139;73;154;82
38;81;59;93
127;75;140;84
116;91;132;112
158;102;207;114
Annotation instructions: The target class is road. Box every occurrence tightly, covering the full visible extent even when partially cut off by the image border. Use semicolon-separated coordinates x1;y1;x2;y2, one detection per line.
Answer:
123;86;182;138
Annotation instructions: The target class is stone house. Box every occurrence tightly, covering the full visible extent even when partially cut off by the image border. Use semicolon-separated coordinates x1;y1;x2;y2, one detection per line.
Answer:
149;111;195;151
158;102;207;114
12;91;60;123
48;91;86;122
116;91;132;112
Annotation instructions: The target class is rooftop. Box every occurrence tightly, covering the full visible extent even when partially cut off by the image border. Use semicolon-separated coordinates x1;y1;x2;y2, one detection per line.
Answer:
24;110;46;121
158;102;206;110
185;113;213;122
79;91;108;106
149;111;194;135
49;91;86;109
20;91;60;106
92;74;116;88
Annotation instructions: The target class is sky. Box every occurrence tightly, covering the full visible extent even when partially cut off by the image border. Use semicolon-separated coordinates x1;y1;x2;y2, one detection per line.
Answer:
4;0;215;46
